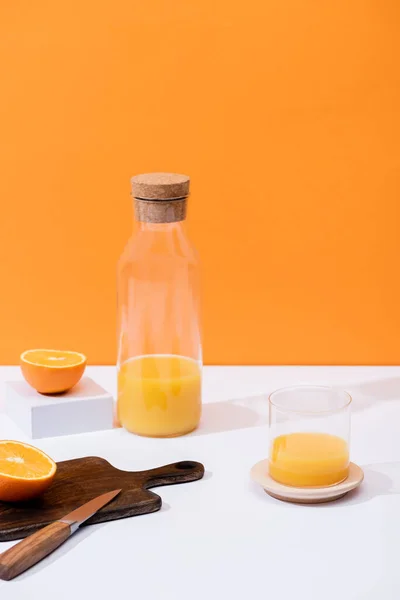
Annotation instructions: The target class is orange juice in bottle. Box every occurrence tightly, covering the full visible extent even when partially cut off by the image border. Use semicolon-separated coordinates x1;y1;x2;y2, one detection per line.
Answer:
117;173;202;437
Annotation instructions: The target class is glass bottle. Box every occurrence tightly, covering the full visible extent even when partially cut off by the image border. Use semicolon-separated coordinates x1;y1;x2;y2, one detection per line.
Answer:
117;173;202;437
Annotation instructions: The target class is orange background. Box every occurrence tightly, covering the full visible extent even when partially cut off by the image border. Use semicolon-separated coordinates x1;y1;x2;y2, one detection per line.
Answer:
1;1;399;365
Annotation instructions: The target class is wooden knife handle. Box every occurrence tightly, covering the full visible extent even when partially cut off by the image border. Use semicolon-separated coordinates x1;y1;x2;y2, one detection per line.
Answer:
0;521;71;581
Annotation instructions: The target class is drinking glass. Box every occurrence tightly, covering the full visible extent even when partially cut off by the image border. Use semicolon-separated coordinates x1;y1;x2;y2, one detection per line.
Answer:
268;385;351;487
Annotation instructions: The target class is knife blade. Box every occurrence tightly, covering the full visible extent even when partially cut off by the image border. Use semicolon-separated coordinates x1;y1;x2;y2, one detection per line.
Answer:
0;489;121;581
59;489;121;533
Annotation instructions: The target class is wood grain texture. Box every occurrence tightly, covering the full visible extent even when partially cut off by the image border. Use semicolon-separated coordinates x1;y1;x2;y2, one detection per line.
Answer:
0;457;204;542
0;521;71;581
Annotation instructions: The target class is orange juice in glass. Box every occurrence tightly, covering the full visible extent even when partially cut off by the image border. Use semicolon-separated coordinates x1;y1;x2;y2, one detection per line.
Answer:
268;386;351;487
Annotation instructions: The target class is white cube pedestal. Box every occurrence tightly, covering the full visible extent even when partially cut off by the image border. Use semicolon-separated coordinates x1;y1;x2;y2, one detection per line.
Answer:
4;377;114;439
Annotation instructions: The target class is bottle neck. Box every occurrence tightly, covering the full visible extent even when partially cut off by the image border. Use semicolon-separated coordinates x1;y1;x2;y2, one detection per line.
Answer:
134;220;184;233
131;212;193;258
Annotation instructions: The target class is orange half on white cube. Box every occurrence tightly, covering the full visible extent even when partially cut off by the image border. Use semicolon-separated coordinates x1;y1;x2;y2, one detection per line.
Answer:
20;349;87;394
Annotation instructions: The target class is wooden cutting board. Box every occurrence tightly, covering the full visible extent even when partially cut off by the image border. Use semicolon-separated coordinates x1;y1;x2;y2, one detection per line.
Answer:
0;457;205;542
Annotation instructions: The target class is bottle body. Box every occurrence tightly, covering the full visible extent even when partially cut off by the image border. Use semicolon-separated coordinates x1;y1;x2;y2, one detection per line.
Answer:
117;220;202;437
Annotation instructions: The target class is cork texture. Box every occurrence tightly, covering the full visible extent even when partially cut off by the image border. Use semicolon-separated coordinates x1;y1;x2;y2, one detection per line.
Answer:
131;172;190;200
134;198;187;223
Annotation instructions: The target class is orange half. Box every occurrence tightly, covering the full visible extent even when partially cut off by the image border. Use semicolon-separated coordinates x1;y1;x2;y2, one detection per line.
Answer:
20;349;87;394
0;441;57;502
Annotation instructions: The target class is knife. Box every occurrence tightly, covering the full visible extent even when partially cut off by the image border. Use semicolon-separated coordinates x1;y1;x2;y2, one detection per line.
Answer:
0;489;121;581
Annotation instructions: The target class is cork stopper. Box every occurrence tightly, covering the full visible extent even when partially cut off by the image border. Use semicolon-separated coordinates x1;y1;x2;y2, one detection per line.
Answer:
131;173;190;224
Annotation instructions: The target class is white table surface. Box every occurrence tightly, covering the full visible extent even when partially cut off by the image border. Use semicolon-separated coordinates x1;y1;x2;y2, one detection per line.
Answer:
1;365;400;599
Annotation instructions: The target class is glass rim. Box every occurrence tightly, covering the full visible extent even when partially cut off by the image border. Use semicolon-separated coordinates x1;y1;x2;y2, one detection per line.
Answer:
268;384;352;415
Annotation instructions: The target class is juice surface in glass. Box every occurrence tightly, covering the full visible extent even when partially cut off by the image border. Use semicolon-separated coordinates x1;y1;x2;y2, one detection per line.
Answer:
117;354;201;437
269;432;349;487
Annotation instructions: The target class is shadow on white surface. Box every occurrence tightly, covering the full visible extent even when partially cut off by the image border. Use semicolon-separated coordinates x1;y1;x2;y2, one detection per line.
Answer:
2;521;108;583
314;461;400;508
251;462;400;509
192;377;400;436
3;502;171;582
346;377;400;412
192;395;267;435
344;461;400;504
